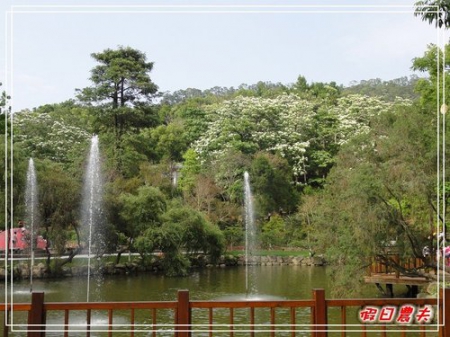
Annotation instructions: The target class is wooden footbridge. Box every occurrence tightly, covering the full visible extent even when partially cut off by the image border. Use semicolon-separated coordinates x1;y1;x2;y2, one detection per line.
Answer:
2;288;449;336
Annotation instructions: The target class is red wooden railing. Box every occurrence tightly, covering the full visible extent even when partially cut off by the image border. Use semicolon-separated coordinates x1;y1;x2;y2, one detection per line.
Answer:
1;288;448;336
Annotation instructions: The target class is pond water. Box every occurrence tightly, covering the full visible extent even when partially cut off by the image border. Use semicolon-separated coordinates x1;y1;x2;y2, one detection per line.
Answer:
1;266;433;336
4;265;336;303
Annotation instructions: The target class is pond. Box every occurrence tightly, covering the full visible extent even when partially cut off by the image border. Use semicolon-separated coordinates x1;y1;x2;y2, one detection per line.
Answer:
4;265;337;303
1;265;432;336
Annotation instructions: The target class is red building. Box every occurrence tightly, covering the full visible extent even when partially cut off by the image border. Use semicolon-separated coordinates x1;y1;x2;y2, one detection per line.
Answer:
0;227;47;253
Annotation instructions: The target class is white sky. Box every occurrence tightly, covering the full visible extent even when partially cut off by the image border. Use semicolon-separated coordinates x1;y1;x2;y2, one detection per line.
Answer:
0;0;445;112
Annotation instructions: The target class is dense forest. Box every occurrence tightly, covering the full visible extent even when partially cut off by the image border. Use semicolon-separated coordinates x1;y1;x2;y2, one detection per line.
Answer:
1;3;449;295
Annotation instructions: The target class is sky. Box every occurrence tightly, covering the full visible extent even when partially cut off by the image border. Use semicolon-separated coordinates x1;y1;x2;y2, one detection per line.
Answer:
0;0;446;112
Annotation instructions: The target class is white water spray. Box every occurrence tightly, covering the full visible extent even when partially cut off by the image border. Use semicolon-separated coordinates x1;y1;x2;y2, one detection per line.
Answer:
82;135;104;302
244;171;257;295
25;158;38;292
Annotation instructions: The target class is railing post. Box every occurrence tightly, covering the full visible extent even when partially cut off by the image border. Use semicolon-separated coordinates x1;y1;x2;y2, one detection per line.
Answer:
176;290;191;337
27;292;45;337
313;289;327;337
439;287;450;337
3;309;9;337
393;255;400;278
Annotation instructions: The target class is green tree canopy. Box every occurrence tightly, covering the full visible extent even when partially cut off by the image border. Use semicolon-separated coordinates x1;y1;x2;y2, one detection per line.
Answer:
0;85;11;133
76;46;159;145
119;185;167;237
415;0;450;28
315;104;441;296
250;153;299;215
412;43;450;109
78;46;158;108
37;159;81;256
133;202;225;276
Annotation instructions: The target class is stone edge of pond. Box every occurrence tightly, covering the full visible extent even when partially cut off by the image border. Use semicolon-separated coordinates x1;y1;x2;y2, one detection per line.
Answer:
0;254;326;280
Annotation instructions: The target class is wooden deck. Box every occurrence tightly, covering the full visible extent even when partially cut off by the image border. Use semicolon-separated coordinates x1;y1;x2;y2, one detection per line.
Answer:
365;255;436;297
364;273;429;286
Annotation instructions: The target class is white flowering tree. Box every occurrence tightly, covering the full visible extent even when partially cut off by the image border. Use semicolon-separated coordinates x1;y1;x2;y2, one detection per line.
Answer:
329;95;413;146
304;95;412;186
193;94;411;186
193;94;314;179
13;109;90;164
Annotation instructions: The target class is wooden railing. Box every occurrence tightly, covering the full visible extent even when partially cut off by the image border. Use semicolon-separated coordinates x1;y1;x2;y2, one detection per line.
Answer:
369;255;426;277
1;288;448;336
368;253;450;279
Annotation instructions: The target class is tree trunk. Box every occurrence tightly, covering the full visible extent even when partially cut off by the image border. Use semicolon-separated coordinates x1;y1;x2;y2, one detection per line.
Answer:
115;245;129;265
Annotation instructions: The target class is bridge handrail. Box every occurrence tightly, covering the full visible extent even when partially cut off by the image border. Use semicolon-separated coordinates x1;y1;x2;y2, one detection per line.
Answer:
1;288;448;337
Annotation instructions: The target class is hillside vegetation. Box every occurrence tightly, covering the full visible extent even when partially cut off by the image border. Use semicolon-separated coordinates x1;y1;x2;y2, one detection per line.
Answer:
1;41;448;295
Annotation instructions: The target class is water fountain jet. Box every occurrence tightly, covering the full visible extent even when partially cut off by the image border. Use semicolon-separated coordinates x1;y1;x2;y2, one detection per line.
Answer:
81;135;105;302
244;171;257;296
25;158;38;292
215;172;286;302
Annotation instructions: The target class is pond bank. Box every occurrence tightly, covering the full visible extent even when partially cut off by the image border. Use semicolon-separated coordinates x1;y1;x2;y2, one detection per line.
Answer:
0;254;326;280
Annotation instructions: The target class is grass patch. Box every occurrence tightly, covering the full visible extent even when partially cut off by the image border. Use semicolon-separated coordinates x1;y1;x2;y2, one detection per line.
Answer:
54;254;121;267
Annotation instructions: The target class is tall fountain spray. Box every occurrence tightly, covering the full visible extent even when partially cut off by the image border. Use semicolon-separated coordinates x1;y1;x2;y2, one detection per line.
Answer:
25;158;38;292
244;171;257;296
82;135;104;302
